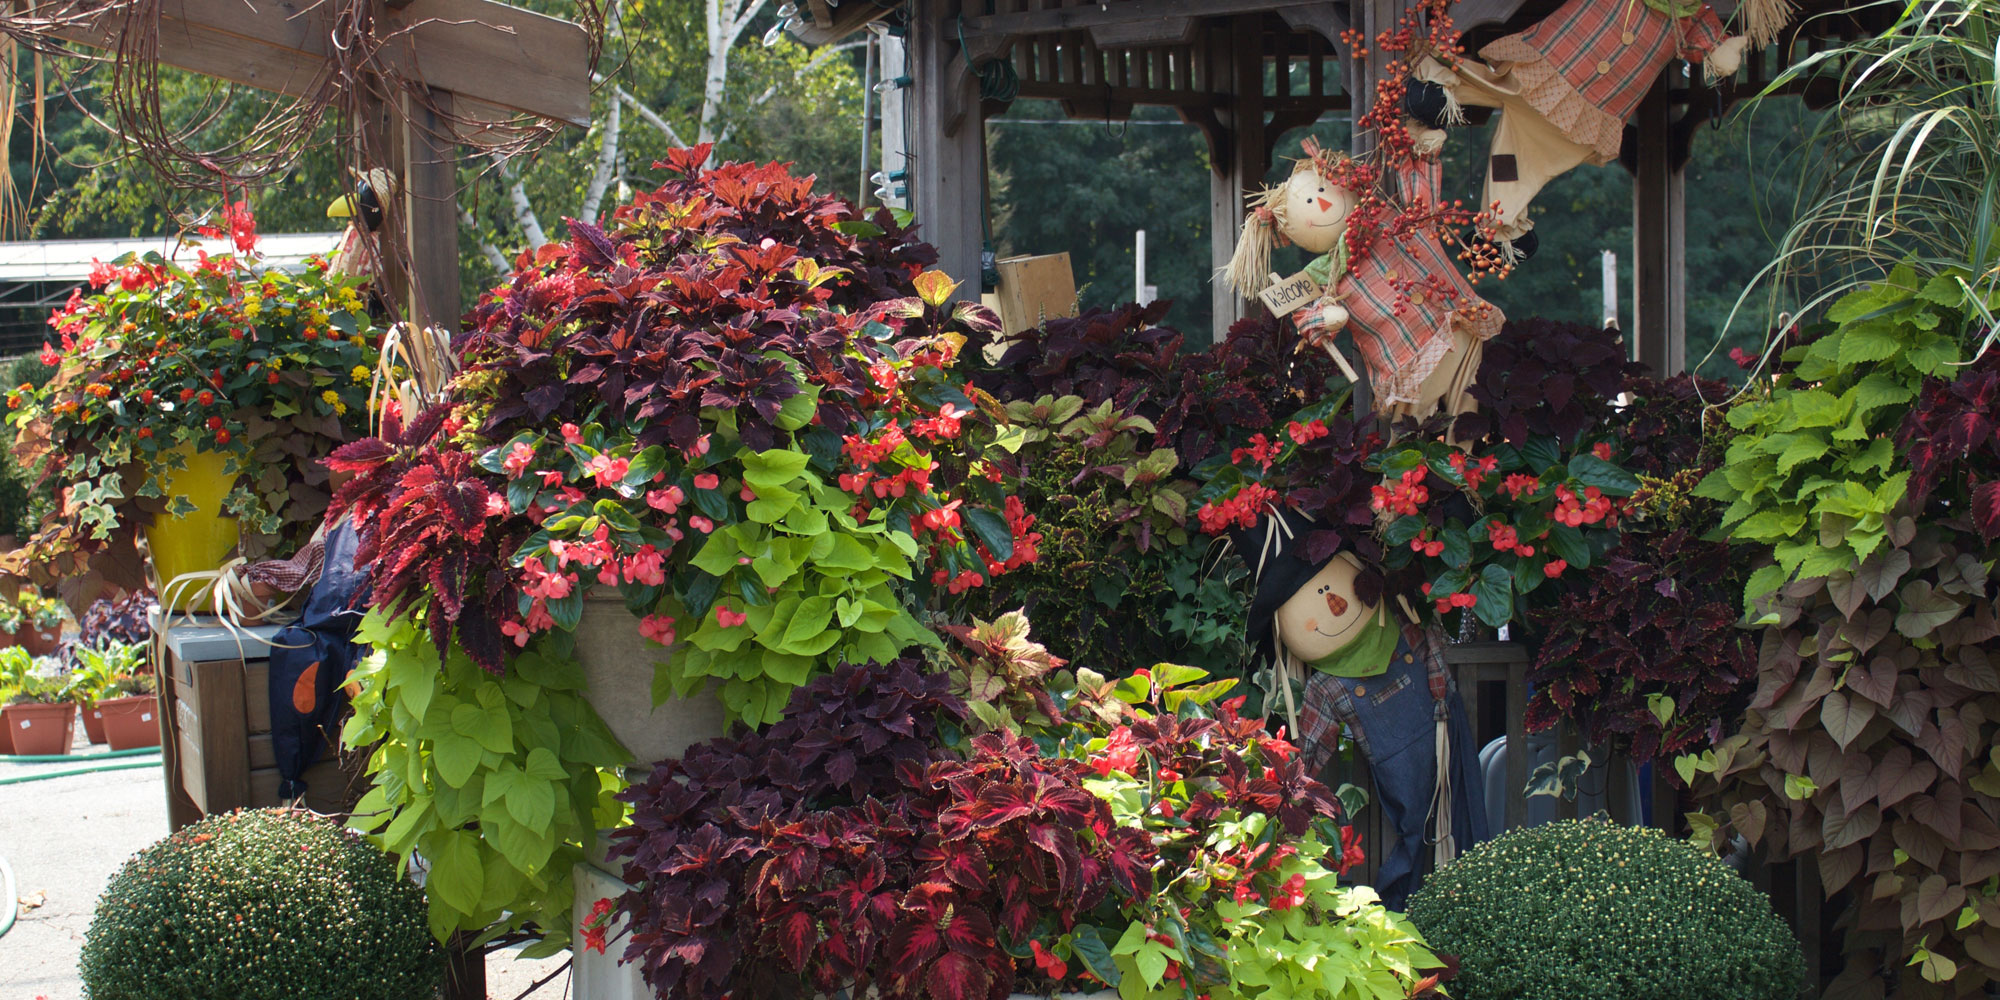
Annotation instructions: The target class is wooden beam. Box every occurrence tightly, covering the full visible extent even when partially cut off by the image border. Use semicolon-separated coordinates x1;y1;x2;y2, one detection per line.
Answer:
964;0;1337;44
60;0;590;126
909;0;985;302
1450;0;1537;33
1090;17;1196;49
1632;75;1686;375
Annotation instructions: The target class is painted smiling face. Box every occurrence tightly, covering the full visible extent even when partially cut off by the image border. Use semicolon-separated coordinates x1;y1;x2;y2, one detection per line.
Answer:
1279;167;1358;255
1273;552;1374;661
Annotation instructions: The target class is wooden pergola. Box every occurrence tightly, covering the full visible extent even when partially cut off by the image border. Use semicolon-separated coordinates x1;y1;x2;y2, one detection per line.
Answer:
810;0;1889;374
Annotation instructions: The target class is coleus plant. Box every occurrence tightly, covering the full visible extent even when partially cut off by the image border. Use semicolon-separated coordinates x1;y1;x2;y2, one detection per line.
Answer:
330;150;1034;723
997;647;1444;1000
971;305;1344;474
5;207;379;587
1527;374;1755;764
944;394;1215;673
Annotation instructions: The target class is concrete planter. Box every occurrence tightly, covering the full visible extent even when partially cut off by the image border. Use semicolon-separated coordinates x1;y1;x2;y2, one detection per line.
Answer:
572;597;728;770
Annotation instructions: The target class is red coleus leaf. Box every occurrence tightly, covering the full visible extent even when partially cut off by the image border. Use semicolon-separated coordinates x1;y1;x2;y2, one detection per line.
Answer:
923;950;993;1000
773;906;817;970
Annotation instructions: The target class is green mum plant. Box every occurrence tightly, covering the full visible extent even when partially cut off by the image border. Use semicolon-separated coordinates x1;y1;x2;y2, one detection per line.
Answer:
80;808;443;1000
1407;819;1804;1000
3;204;378;588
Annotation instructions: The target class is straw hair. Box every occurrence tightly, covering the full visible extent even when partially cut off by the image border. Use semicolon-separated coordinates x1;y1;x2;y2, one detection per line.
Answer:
1223;198;1278;298
1741;0;1795;48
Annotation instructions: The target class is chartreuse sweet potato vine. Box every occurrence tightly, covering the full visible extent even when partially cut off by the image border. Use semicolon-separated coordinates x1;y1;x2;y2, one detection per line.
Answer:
343;611;629;950
1695;265;1965;607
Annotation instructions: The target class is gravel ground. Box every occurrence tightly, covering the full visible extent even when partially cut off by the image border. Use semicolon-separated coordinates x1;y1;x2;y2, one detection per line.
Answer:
0;725;571;999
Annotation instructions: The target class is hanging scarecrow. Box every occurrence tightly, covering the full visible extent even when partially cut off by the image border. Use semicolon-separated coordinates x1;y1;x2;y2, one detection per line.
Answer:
1225;138;1502;422
1230;506;1487;907
1410;0;1784;247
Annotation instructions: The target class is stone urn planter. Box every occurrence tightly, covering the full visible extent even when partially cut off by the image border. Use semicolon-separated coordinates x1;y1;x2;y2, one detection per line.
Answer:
572;597;728;769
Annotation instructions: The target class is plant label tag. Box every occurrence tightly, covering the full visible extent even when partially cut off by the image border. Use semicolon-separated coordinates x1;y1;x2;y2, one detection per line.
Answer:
1259;270;1322;315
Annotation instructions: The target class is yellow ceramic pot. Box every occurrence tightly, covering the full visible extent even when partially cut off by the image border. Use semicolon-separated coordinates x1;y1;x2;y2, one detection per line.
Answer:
145;445;241;610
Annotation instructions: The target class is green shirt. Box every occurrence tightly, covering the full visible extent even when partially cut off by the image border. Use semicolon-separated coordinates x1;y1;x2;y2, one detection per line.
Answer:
1298;611;1398;679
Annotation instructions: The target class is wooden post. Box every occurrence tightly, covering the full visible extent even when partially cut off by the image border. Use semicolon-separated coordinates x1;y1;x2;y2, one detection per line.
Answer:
909;0;986;299
1631;74;1686;375
401;90;464;333
1204;15;1269;345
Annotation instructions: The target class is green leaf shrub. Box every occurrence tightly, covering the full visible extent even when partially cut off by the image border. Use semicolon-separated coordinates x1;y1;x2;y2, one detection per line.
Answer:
79;808;442;1000
1406;819;1804;1000
341;611;630;949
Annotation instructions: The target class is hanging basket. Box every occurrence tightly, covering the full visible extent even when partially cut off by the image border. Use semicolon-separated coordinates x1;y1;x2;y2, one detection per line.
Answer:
144;444;242;610
573;597;728;769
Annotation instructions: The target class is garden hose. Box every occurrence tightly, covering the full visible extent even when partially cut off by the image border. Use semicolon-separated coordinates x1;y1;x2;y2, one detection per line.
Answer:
4;746;160;764
0;754;159;786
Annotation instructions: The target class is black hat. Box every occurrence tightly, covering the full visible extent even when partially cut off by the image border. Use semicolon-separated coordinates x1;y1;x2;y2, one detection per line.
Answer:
1229;506;1339;666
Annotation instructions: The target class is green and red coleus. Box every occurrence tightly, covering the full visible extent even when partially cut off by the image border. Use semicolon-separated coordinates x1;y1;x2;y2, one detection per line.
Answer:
330;150;1035;723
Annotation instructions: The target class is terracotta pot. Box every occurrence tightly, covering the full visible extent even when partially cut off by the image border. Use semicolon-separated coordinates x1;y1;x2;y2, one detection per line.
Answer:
144;444;242;610
0;630;15;652
97;694;161;751
3;702;76;755
0;711;12;754
572;597;728;768
81;702;108;744
17;625;60;659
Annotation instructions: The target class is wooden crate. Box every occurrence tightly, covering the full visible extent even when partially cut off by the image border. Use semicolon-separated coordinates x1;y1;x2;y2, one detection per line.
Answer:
156;619;356;830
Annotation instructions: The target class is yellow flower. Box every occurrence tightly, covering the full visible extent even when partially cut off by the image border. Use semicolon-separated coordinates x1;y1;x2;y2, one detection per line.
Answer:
321;389;340;406
335;401;348;416
350;336;367;347
243;303;261;318
351;366;371;382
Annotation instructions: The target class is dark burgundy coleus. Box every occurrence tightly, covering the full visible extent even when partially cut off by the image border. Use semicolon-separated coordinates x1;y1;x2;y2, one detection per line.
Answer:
971;305;1344;469
1451;317;1647;447
610;659;977;1000
1898;350;2000;540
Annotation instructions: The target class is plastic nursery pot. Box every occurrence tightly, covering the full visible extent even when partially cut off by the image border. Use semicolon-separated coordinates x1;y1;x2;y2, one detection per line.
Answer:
96;695;161;751
81;702;108;744
144;444;242;610
18;626;60;659
3;702;77;756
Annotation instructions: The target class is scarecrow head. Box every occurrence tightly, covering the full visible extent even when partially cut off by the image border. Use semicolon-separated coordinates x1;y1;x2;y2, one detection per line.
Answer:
1224;152;1367;298
1229;506;1384;669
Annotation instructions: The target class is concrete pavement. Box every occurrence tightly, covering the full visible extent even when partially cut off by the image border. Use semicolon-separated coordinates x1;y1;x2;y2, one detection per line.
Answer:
0;728;569;999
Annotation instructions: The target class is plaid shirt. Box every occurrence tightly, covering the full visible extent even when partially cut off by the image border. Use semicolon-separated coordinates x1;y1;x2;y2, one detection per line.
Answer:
1296;623;1454;774
1484;0;1728;147
1295;161;1503;408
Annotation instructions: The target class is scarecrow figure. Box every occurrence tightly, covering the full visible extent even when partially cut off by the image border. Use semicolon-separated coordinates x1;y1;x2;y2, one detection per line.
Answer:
1410;0;1784;246
1225;138;1501;422
1231;507;1487;907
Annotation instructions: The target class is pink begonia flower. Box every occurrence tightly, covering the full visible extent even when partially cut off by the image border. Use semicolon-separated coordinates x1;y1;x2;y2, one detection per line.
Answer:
503;441;536;478
715;605;748;628
638;614;677;645
561;423;583;444
694;472;720;490
646;486;685;513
